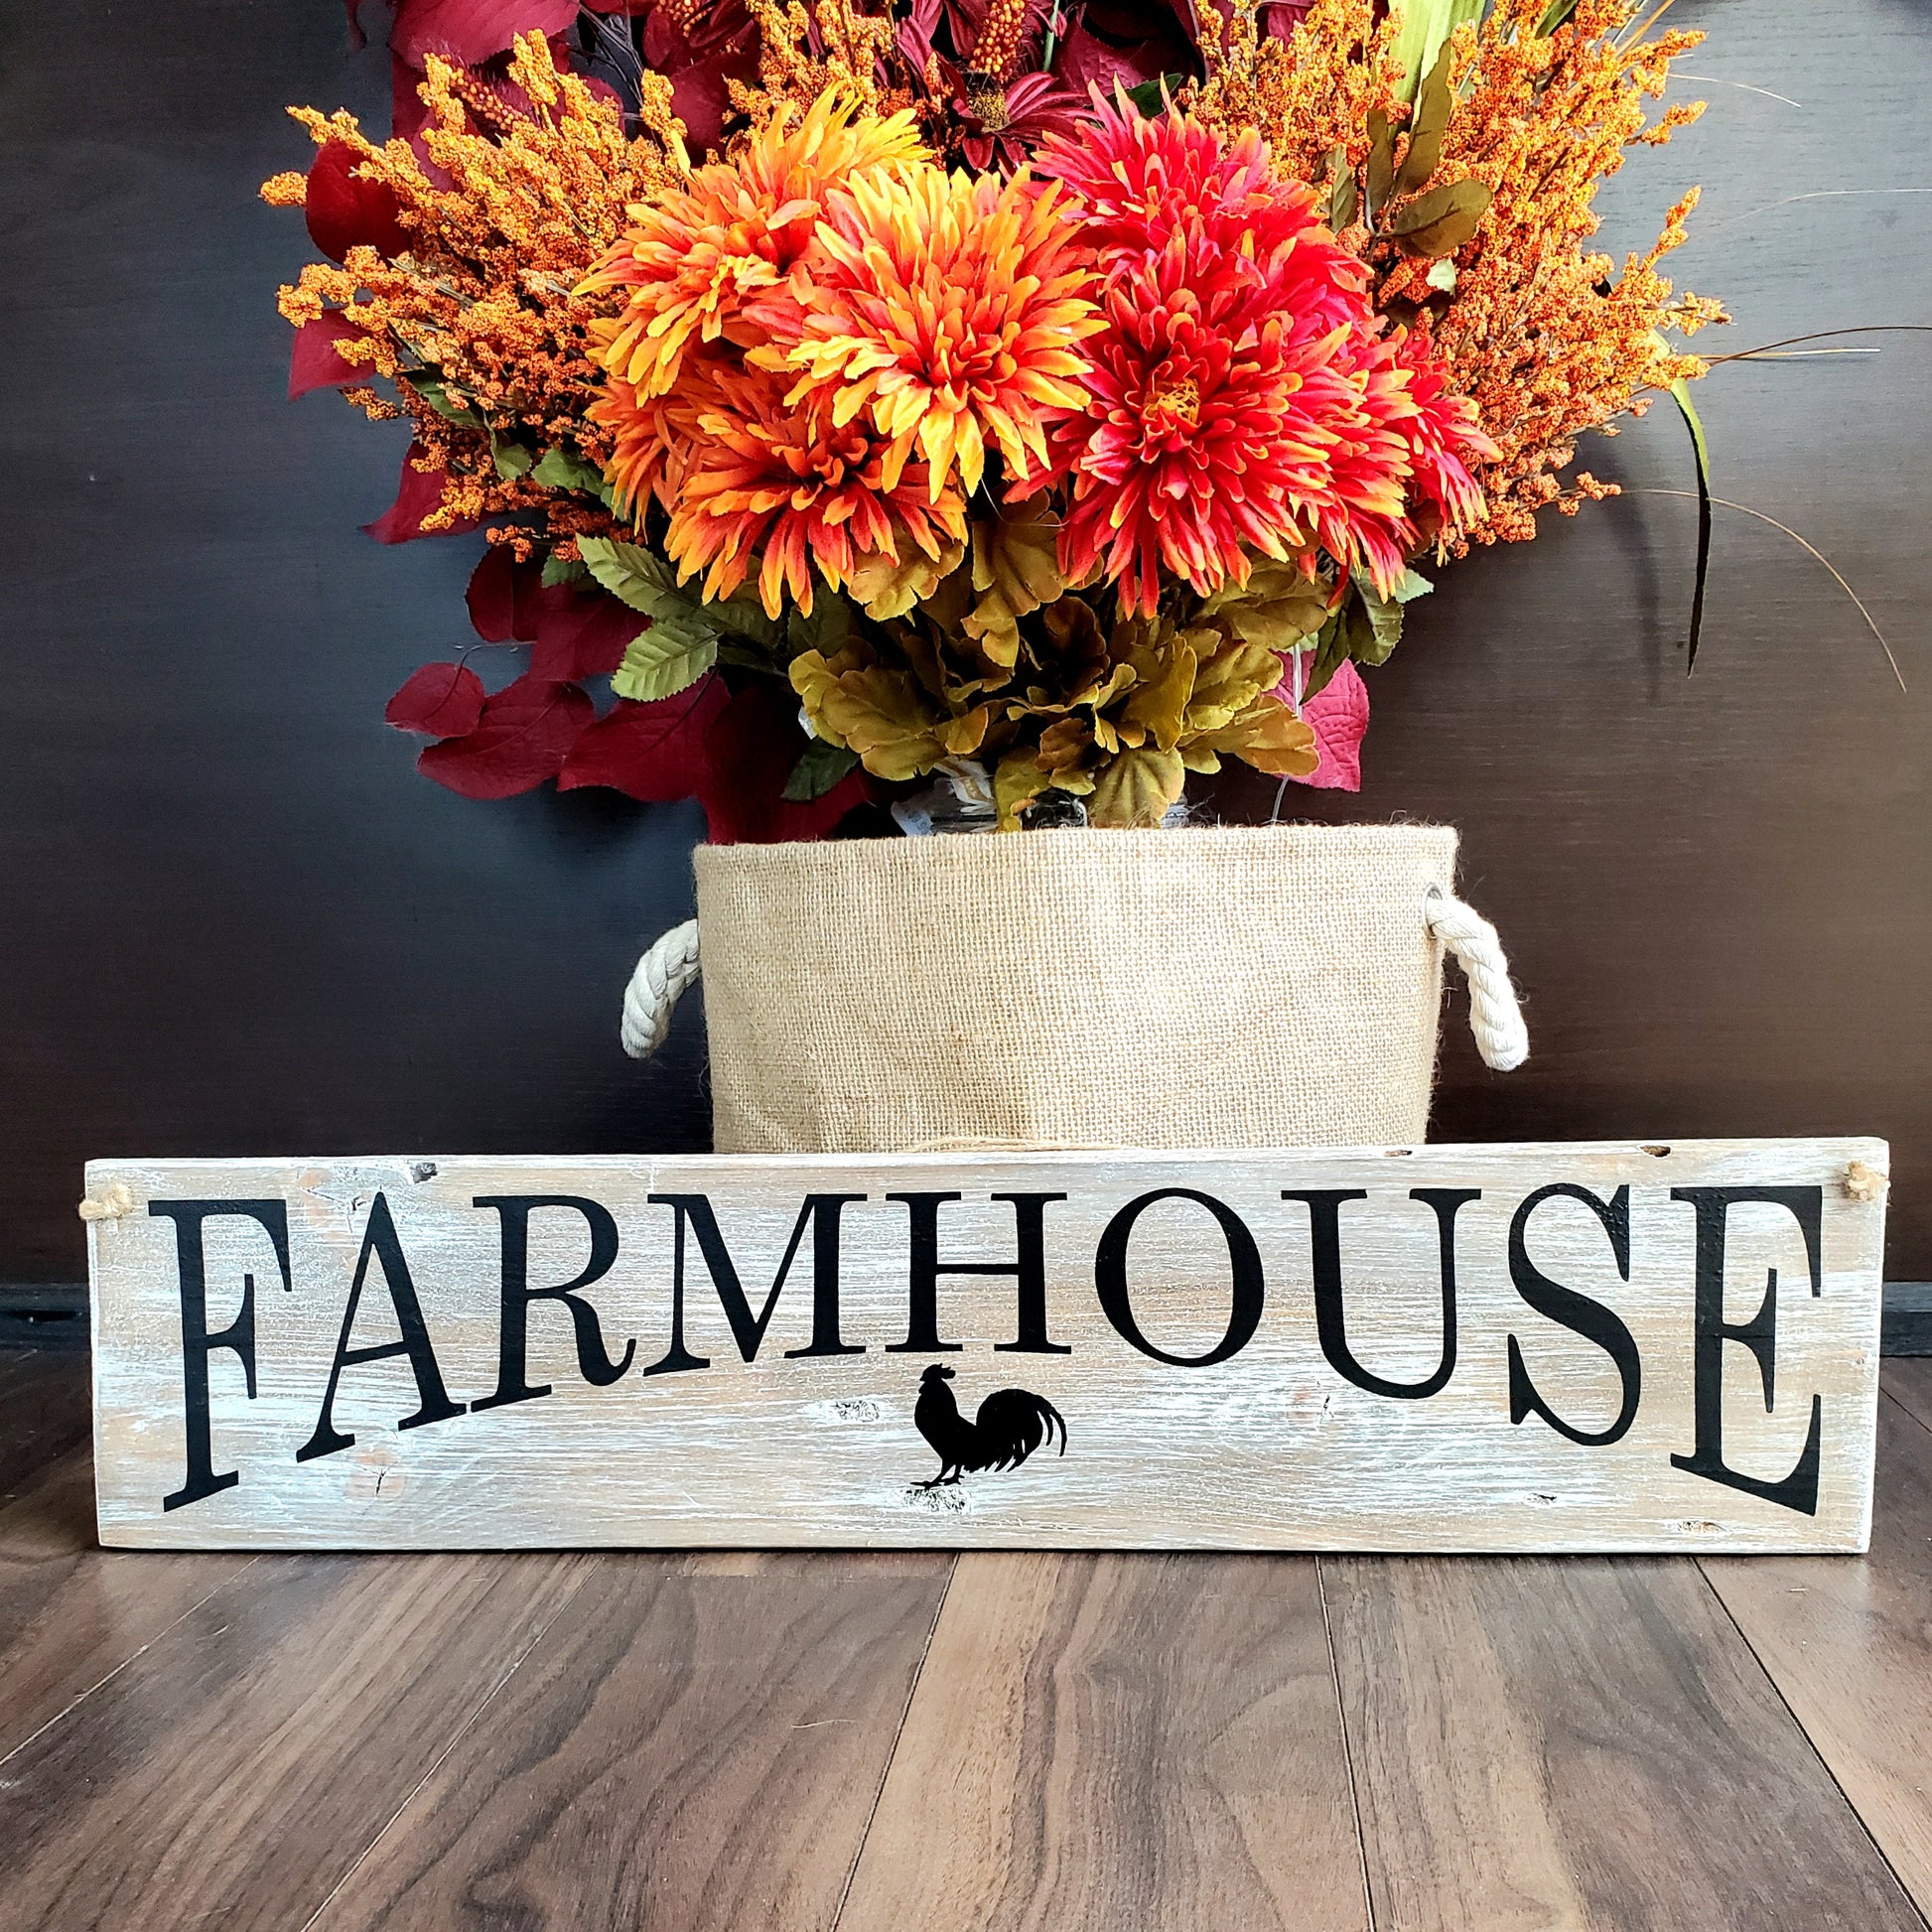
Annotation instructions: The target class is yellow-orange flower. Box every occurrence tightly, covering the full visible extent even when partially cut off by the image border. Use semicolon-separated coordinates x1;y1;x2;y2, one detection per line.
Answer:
759;166;1101;501
666;365;968;618
579;91;926;401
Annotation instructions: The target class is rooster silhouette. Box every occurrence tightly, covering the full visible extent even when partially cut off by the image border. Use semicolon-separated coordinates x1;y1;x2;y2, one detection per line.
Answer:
912;1364;1067;1489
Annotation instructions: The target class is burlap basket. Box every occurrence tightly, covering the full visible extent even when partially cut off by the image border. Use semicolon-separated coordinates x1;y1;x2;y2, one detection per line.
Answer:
621;824;1527;1154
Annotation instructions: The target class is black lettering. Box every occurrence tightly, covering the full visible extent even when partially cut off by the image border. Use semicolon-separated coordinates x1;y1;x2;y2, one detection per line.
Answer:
1669;1185;1825;1516
1506;1183;1641;1447
1286;1188;1475;1400
640;1192;866;1376
149;1199;292;1512
296;1193;466;1462
471;1195;633;1411
883;1192;1070;1355
1095;1189;1263;1368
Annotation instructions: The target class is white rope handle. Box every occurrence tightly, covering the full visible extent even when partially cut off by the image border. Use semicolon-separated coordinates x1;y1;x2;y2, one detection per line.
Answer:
1426;888;1529;1071
621;919;701;1059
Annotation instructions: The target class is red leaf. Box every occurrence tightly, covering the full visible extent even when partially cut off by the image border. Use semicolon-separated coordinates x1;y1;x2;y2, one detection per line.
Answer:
1293;658;1369;792
698;681;871;843
465;545;520;641
363;441;481;544
304;138;410;261
417;674;594;799
390;0;576;67
560;677;728;801
530;590;641;681
288;312;369;400
668;59;737;155
384;661;486;737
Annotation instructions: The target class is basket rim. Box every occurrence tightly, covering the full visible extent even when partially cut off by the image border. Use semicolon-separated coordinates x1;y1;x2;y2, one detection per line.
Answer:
694;820;1459;879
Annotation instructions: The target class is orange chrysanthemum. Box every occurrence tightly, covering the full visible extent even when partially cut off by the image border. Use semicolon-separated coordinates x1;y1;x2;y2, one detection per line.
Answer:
666;365;968;618
579;90;927;401
756;165;1102;501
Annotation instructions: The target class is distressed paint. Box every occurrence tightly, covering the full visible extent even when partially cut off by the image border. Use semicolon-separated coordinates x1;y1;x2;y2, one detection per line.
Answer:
86;1140;1887;1553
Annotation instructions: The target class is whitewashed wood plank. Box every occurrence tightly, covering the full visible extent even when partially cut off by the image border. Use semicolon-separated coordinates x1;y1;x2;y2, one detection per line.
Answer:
84;1139;1886;1553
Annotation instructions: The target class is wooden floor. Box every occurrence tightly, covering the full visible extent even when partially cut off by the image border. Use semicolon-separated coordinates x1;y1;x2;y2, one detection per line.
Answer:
4;1344;1931;1930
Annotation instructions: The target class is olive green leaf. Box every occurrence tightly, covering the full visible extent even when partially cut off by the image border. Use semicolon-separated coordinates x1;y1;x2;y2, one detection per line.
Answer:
1670;375;1713;670
577;535;678;613
410;375;483;428
1395;42;1453;197
1536;0;1579;32
540;553;592;589
577;536;722;701
789;650;948;782
1390;178;1493;257
1389;0;1483;104
531;446;610;495
1200;695;1318;778
1348;567;1434;667
1366;110;1396;222
490;436;534;480
611;616;718;703
1087;747;1186;828
1201;558;1333;650
994;748;1054;831
781;739;862;802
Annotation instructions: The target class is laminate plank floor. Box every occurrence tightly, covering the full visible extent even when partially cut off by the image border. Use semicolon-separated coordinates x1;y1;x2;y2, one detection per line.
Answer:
3;1350;1931;1932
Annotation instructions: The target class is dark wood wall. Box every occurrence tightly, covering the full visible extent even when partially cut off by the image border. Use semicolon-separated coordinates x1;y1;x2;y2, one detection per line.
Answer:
2;0;1926;1282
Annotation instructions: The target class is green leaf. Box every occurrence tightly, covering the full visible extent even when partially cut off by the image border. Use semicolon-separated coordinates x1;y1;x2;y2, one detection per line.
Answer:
786;591;859;659
1536;0;1579;31
1389;0;1483;104
541;553;592;589
577;534;679;613
611;618;719;703
1670;376;1713;672
1347;569;1434;667
409;374;483;428
1395;42;1452;197
1123;73;1185;116
1365;110;1395;223
1329;166;1359;232
1390;177;1493;256
781;739;862;802
579;533;724;697
713;588;785;654
490;437;534;480
531;446;609;495
1301;614;1348;700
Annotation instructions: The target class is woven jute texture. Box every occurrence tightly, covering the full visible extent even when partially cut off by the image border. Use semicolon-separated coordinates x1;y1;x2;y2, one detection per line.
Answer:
692;823;1459;1155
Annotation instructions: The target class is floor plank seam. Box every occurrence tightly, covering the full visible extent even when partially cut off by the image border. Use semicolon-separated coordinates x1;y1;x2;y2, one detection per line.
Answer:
294;1558;597;1932
1692;1559;1932;1931
826;1552;959;1932
1315;1556;1379;1932
0;1551;264;1777
1881;1379;1932;1439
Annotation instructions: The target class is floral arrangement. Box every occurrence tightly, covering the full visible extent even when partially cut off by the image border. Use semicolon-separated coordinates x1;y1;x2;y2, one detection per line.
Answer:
266;0;1722;835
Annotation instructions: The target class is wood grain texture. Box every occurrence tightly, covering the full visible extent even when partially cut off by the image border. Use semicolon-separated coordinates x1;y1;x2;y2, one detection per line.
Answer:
87;1142;1885;1552
0;1445;253;1763
0;1347;92;1501
310;1552;952;1932
1701;1378;1932;1916
0;1550;587;1932
1883;1357;1932;1433
0;0;1929;1299
1323;1551;1925;1931
835;1551;1371;1932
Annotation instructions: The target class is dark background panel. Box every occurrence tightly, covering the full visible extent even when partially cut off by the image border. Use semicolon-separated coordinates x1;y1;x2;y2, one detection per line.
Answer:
0;0;1926;1282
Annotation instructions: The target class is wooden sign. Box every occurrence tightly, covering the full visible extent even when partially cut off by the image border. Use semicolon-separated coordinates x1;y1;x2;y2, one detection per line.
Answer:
84;1139;1888;1553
